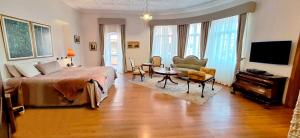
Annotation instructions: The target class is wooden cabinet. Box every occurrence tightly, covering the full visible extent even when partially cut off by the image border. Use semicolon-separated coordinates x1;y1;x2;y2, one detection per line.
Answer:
232;71;287;105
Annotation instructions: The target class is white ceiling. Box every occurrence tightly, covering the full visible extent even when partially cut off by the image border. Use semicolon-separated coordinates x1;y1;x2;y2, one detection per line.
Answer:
61;0;237;13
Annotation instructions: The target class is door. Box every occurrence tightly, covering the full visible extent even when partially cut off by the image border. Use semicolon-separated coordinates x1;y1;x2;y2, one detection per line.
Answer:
285;34;300;108
0;72;11;138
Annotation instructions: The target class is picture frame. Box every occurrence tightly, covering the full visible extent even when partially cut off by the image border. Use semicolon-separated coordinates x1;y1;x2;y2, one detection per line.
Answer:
1;16;35;60
127;41;140;49
89;42;97;51
74;35;80;44
31;23;53;58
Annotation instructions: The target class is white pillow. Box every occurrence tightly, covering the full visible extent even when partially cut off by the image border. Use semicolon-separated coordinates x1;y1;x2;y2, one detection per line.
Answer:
14;63;41;77
35;61;62;75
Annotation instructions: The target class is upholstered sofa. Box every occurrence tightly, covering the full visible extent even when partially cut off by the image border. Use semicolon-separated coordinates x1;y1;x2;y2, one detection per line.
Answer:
171;55;208;77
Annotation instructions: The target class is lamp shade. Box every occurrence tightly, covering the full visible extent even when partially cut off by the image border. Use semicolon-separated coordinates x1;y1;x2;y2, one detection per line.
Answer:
67;48;75;57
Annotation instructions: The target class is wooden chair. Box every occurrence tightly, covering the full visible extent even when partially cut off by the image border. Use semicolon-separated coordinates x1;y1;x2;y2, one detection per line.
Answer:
185;67;216;98
129;58;145;81
150;56;164;68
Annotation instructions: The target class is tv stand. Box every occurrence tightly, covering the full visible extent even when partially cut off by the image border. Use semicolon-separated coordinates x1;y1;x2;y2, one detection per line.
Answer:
232;71;287;105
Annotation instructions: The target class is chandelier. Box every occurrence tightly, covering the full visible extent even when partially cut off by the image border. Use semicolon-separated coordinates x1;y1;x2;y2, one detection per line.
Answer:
140;0;153;21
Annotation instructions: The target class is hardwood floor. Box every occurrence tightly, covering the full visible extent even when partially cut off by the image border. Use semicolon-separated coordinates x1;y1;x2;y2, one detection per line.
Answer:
14;74;293;138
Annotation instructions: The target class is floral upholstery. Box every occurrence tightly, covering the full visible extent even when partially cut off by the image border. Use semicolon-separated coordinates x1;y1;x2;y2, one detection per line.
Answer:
151;56;164;67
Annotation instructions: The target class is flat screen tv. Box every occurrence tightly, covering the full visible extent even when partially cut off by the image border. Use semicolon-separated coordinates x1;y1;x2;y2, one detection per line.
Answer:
249;41;292;65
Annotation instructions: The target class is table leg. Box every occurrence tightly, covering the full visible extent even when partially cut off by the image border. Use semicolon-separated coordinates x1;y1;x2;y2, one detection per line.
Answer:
158;76;166;83
167;76;178;84
200;82;205;98
212;78;215;90
149;66;152;78
158;75;178;88
163;77;168;88
187;80;190;93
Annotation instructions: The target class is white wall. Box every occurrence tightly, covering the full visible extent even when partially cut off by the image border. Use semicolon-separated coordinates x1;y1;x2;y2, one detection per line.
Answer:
241;0;300;76
0;0;83;79
241;0;300;102
79;11;150;71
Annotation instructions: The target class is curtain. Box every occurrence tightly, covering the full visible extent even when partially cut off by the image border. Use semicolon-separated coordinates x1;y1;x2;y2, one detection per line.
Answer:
121;24;127;73
150;25;154;59
152;25;178;67
177;24;189;58
104;24;124;73
235;13;247;73
185;23;201;58
205;16;239;85
99;24;105;66
200;21;210;59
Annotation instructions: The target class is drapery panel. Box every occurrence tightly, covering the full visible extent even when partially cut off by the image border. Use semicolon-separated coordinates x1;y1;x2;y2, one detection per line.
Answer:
200;21;211;59
235;13;247;73
185;23;201;58
121;24;127;73
99;24;105;66
150;25;154;59
152;25;178;67
177;24;189;58
205;15;239;85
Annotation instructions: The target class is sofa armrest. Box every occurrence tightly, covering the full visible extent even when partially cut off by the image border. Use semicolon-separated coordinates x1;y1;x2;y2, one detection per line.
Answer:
200;67;216;76
188;70;206;80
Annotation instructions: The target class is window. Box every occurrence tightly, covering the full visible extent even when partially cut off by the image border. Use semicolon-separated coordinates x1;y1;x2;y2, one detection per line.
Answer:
104;25;123;73
109;33;118;65
185;23;201;58
152;25;178;66
205;16;239;85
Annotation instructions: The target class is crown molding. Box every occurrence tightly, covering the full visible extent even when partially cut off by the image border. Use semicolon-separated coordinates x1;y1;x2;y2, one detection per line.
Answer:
79;0;254;17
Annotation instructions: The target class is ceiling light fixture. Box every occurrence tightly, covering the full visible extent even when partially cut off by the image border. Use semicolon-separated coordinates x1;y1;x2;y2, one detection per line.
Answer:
140;0;153;21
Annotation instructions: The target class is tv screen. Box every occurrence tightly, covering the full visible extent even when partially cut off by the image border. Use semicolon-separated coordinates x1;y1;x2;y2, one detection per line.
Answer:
249;41;292;65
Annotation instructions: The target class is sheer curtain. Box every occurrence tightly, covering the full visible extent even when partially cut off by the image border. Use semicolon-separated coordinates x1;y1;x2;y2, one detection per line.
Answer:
104;24;124;73
152;25;178;67
185;23;201;58
205;16;239;85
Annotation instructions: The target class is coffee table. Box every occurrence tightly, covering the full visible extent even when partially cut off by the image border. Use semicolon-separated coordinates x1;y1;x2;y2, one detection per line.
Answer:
153;68;178;88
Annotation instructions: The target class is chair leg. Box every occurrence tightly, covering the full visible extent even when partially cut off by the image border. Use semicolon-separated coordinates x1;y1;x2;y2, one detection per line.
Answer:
201;83;205;98
141;75;143;82
212;78;215;90
132;75;135;80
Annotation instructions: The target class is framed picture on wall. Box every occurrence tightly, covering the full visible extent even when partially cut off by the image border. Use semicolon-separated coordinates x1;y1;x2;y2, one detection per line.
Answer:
89;42;97;51
32;23;53;58
1;16;35;60
74;35;80;44
127;41;140;48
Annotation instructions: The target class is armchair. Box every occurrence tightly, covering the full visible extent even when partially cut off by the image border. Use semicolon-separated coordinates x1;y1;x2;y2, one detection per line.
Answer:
129;58;145;81
185;67;216;98
150;56;164;68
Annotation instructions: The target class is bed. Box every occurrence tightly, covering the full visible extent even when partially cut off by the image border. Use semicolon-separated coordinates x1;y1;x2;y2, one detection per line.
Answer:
5;66;116;109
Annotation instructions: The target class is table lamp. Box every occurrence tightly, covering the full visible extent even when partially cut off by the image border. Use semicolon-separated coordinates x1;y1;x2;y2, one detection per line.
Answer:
67;48;75;66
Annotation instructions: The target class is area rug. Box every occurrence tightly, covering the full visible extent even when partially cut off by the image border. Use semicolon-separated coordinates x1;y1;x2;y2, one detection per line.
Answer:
130;76;222;105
